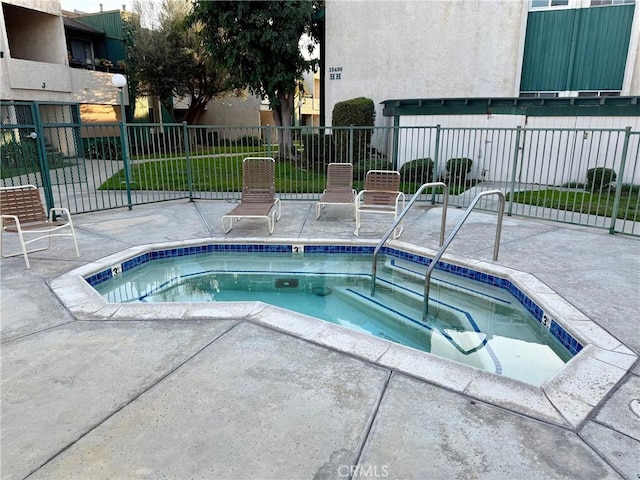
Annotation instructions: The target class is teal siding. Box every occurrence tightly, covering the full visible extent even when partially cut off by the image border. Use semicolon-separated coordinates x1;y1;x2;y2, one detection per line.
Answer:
75;12;124;40
521;9;575;91
104;39;126;63
521;4;634;92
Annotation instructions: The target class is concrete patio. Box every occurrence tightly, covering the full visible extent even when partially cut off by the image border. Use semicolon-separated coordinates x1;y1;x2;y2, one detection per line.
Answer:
1;199;639;479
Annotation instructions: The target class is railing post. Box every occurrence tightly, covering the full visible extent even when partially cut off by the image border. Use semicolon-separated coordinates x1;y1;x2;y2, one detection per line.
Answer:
507;126;522;216
392;116;400;170
116;88;133;210
266;124;272;158
431;125;441;204
32;103;55;213
349;124;354;164
609;126;632;235
183;121;194;201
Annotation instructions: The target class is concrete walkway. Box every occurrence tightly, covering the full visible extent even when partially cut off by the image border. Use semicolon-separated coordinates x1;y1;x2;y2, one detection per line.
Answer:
1;199;639;479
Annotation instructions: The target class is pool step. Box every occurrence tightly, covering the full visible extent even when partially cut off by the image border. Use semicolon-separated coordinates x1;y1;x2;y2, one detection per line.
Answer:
333;286;498;372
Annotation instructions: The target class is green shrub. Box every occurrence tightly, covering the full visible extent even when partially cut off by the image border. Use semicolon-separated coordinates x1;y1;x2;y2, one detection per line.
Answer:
85;138;122;160
332;97;375;163
562;181;586;189
446;157;473;182
400;158;434;184
586;167;617;192
0;139;39;169
233;135;262;146
353;158;393;181
302;133;335;172
620;183;640;195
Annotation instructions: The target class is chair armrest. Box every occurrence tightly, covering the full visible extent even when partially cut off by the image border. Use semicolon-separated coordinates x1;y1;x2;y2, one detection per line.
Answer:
1;214;20;230
48;207;72;221
356;189;403;205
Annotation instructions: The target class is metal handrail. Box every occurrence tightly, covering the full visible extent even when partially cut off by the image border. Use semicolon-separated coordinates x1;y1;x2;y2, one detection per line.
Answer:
423;189;505;320
371;182;449;296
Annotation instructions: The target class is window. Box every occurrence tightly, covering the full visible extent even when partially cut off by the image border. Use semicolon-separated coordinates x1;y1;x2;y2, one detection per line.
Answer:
520;91;560;98
591;0;634;5
531;0;569;8
577;91;621;96
69;40;94;68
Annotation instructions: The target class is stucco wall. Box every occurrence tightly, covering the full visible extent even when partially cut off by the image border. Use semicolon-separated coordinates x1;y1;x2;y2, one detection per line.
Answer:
324;0;528;127
629;14;640;95
198;92;262;127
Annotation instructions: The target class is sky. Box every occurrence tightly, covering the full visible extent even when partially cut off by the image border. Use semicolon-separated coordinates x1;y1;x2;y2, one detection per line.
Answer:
61;0;133;14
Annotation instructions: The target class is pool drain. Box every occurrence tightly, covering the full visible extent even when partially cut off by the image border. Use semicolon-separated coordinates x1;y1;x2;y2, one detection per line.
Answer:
312;286;332;296
275;278;299;288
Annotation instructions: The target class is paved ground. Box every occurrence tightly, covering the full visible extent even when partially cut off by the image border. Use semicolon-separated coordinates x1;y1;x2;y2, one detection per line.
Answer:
1;199;639;479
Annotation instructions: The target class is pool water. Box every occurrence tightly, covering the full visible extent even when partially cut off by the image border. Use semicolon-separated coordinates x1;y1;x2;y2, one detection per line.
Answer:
94;251;573;385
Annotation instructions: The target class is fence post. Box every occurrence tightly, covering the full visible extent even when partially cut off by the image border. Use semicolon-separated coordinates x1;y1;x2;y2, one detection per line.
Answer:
609;126;632;235
507;126;522;216
392;117;400;171
349;124;354;164
431;124;441;204
32;103;55;213
115;107;133;210
266;124;272;158
183;121;194;202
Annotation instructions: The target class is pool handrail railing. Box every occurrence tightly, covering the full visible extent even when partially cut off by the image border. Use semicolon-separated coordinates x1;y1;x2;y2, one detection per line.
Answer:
422;189;505;320
371;182;449;296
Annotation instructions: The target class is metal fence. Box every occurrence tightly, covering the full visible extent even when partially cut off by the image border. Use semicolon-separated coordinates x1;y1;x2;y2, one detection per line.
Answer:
2;109;639;236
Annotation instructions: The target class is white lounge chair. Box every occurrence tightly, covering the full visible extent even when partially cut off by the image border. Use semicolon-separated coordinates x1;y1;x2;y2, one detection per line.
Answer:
0;185;80;269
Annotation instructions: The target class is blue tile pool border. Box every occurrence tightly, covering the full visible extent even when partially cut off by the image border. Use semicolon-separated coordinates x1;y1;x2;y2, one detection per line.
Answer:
83;242;583;356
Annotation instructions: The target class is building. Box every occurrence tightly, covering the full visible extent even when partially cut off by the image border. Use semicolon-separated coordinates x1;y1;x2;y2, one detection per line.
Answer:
0;0;134;158
187;65;322;132
324;0;640;127
323;0;640;185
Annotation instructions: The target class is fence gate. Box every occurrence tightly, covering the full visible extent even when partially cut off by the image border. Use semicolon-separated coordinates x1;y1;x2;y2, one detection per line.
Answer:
1;102;55;211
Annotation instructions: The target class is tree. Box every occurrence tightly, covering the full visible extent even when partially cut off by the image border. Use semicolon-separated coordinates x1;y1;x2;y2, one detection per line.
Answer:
129;0;231;124
192;0;322;158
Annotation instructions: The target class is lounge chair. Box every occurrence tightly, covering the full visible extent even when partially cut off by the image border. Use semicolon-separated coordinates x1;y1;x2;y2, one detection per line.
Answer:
222;157;281;234
315;163;356;219
354;170;405;238
0;185;80;269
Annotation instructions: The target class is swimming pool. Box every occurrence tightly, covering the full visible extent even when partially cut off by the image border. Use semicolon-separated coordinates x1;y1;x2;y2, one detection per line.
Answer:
87;243;576;386
51;237;636;427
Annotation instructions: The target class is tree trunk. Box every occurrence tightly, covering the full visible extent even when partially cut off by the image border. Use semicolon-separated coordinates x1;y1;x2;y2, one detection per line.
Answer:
271;91;298;159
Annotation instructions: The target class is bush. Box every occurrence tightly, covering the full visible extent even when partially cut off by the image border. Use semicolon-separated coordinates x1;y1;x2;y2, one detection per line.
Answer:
85;138;123;160
562;181;586;189
0;139;39;169
302;133;335;171
620;183;640;195
233;135;262;147
446;157;473;182
353;158;393;181
332;97;375;163
332;97;376;127
400;158;434;184
586;167;617;192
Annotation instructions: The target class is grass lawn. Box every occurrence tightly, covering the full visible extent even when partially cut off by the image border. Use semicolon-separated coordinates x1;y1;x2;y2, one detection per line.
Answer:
99;155;327;193
94;158;640;223
99;155;458;198
507;188;639;221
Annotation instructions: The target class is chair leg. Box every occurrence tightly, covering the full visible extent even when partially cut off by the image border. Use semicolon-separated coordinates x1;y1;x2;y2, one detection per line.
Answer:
222;216;233;234
354;217;360;236
67;221;80;258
